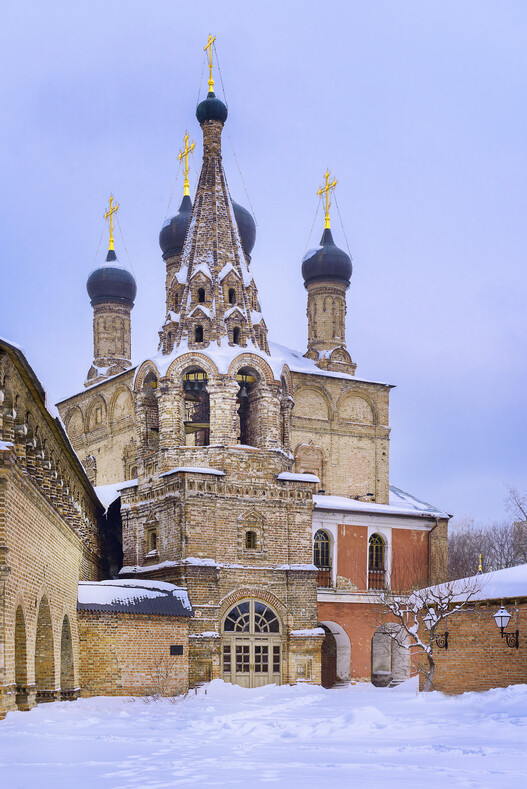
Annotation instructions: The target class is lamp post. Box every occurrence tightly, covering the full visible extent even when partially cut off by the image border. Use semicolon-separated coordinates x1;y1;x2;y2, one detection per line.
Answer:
493;607;519;649
423;610;448;649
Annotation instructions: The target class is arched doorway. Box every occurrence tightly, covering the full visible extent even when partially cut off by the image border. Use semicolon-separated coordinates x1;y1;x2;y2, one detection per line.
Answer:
35;596;55;703
319;620;351;685
320;626;337;688
60;615;75;699
222;599;282;688
371;624;410;687
14;606;29;710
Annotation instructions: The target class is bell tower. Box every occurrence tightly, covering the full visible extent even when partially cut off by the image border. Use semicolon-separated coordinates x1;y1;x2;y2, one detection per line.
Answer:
302;171;356;375
85;195;137;387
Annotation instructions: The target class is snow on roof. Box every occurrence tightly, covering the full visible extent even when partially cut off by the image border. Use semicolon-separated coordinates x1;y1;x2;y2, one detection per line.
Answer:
174;265;188;284
135;336;392;387
94;478;138;511
189;305;212;320
251;310;264;325
218;263;238;281
302;245;322;263
0;441;14;450
78;578;193;617
190;263;212;280
224;305;246;320
389;486;450;517
160;466;226;478
277;472;320;484
314;485;449;519
422;564;527;604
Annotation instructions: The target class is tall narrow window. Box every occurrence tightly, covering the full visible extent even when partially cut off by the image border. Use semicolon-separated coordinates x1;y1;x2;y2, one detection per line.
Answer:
245;530;257;549
368;533;385;590
233;326;240;345
198;287;205;303
195;325;204;343
314;530;331;588
228;288;236;304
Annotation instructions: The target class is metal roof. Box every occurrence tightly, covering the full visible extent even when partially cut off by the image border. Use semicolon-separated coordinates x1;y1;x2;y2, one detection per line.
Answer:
77;579;194;617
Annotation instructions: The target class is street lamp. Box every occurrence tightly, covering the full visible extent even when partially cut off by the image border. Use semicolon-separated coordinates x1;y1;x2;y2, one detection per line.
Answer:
493;607;519;649
423;610;448;649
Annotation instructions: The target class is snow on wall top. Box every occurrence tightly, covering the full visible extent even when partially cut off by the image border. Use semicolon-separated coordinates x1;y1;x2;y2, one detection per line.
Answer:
277;472;320;483
78;578;193;617
160;466;226;478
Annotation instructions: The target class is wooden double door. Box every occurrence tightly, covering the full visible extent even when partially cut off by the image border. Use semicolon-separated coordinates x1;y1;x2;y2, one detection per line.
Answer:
221;600;282;688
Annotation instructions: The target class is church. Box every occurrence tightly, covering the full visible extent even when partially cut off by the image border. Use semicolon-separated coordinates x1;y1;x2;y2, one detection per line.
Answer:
0;41;448;717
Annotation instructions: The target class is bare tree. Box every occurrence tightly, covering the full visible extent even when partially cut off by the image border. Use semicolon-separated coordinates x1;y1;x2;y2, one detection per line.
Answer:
448;512;522;580
506;487;527;564
374;577;482;692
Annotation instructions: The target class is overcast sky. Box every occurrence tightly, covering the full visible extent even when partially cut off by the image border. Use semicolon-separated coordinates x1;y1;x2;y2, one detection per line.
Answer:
1;1;525;523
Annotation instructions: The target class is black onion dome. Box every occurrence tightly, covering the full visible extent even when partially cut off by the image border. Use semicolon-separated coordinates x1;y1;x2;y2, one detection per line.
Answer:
87;249;137;307
232;201;256;256
301;228;352;287
159;195;193;258
196;91;228;124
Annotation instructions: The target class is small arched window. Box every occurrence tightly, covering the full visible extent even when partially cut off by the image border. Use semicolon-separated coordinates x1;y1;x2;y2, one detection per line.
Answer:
233;326;240;345
228;288;236;305
314;530;330;568
198;287;205;303
368;533;385;590
195;325;204;343
150;532;157;552
245;530;257;549
314;529;331;588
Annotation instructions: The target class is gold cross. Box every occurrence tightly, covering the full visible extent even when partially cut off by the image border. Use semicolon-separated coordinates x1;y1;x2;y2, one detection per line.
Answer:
317;169;338;230
204;34;216;92
178;131;195;197
104;194;119;251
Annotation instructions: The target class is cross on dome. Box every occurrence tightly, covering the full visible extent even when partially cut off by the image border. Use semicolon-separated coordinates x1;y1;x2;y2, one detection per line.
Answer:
317;170;338;230
104;194;119;251
178;132;196;197
204;34;217;92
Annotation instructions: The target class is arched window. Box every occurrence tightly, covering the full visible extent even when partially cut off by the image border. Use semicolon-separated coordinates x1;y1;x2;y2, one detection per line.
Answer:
223;601;280;633
194;325;204;343
314;529;331;588
368;534;385;590
233;326;240;345
198;287;205;303
150;532;157;552
236;367;259;447
228;288;236;304
183;369;210;446
245;530;257;549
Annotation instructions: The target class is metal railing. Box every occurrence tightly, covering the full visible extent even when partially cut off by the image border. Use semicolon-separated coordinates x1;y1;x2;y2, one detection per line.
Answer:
316;566;332;588
368;569;385;590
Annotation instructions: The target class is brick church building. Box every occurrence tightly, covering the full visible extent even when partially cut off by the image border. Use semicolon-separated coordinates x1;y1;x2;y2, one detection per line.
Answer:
0;45;449;717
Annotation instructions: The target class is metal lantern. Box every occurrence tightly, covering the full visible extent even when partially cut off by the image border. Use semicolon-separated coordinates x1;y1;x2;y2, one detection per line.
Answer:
493;607;511;633
494;607;519;648
423;611;434;631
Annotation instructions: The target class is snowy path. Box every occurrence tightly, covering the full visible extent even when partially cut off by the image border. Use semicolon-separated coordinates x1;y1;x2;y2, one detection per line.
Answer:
1;679;526;788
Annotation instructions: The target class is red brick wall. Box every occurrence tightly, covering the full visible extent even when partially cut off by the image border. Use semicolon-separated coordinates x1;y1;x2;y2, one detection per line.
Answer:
318;600;385;681
419;601;527;694
337;524;367;589
391;529;429;592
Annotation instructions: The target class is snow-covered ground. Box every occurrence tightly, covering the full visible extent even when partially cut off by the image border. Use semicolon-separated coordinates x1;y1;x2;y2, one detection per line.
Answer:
1;679;526;788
